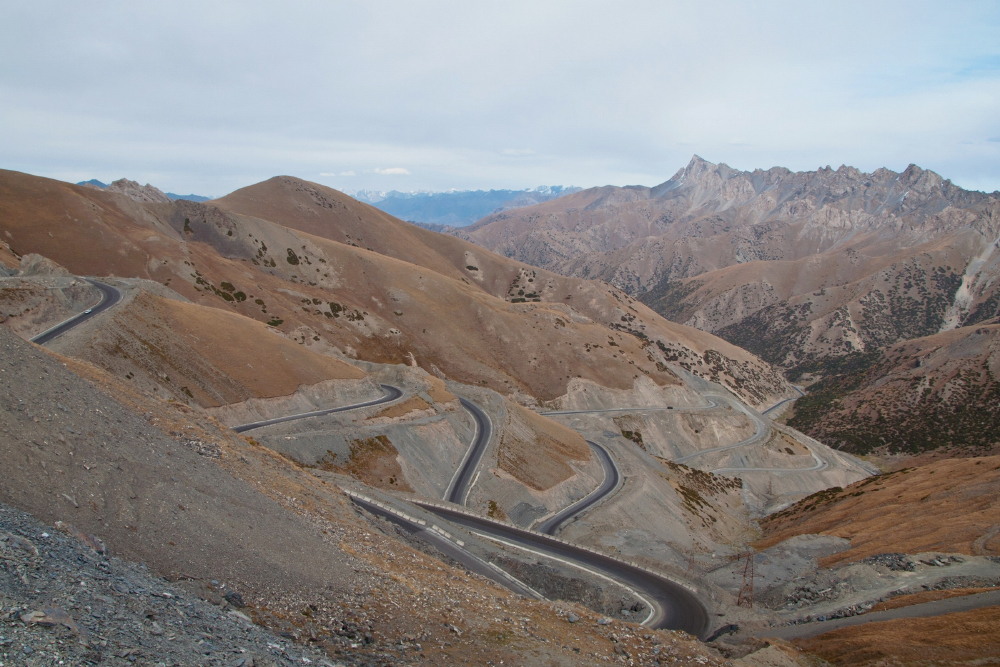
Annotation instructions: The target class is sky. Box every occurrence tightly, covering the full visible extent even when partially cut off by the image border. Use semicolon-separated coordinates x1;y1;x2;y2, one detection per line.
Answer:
2;1;999;197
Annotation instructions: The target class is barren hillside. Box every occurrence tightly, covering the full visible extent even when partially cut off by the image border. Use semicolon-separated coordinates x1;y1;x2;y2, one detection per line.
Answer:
757;455;1000;566
458;158;1000;454
0;318;731;666
48;288;372;407
461;157;1000;366
0;169;792;407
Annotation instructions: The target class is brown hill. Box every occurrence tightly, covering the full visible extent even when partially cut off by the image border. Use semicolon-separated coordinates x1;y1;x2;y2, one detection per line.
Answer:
1;310;719;666
460;157;1000;367
791;605;1000;667
785;323;1000;456
0;169;791;406
458;157;1000;452
49;289;369;407
463;155;1000;301
757;455;1000;566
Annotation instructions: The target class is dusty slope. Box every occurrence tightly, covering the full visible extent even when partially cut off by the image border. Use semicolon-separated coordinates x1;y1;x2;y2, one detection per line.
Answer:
786;323;1000;455
49;287;370;407
644;231;990;371
0;168;176;280
0;323;727;666
791;605;1000;667
757;456;1000;566
496;403;591;492
463;157;1000;375
0;169;791;407
211;176;485;289
0;254;103;338
0;323;360;606
463;156;1000;305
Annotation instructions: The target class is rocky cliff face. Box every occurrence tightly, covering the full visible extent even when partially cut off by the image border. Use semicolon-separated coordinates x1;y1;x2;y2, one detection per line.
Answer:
104;177;172;203
464;155;1000;296
461;157;1000;454
462;157;1000;364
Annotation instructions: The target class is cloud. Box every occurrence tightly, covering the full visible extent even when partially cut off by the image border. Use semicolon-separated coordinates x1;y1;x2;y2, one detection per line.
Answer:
2;3;999;193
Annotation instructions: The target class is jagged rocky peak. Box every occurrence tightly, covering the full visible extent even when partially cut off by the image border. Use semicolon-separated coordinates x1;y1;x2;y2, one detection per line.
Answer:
105;178;172;204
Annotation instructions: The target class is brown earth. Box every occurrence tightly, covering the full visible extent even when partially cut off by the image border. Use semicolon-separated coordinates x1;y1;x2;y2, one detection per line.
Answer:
786;323;1000;456
370;395;433;419
0;317;722;666
457;157;1000;452
332;435;413;492
50;289;365;407
497;405;591;491
0;239;18;269
0;168;791;407
425;375;457;403
859;587;997;615
757;456;1000;566
792;605;1000;666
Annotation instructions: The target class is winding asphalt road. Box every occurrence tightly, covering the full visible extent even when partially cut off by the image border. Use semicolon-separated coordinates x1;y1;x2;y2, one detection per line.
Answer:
26;272;712;635
674;394;769;465
30;280;121;345
443;397;493;505
541;398;717;416
347;493;543;600
232;384;403;433
414;501;710;637
761;385;805;416
534;440;619;535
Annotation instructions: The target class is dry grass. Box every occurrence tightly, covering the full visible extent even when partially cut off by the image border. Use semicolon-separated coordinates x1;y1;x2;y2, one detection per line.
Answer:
425;375;457;403
61;290;365;407
371;395;432;420
859;588;997;615
335;435;413;492
0;169;788;407
793;605;1000;666
497;405;590;491
758;456;1000;566
157;294;364;388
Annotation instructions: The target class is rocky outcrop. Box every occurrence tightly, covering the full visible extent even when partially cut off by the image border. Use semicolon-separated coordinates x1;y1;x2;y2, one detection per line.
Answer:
105;178;172;203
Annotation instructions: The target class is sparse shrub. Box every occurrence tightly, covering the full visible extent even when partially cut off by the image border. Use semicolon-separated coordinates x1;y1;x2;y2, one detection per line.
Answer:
266;318;284;327
621;430;644;449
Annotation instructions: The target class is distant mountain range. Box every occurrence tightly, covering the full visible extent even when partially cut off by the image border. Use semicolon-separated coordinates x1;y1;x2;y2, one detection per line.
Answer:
77;179;211;202
347;186;581;227
457;155;1000;456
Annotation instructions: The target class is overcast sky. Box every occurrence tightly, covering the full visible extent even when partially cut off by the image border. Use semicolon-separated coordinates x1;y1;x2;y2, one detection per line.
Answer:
2;1;999;196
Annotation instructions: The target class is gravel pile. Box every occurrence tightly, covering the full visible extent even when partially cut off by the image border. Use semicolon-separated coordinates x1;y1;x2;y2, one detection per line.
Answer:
0;503;338;667
860;553;915;572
